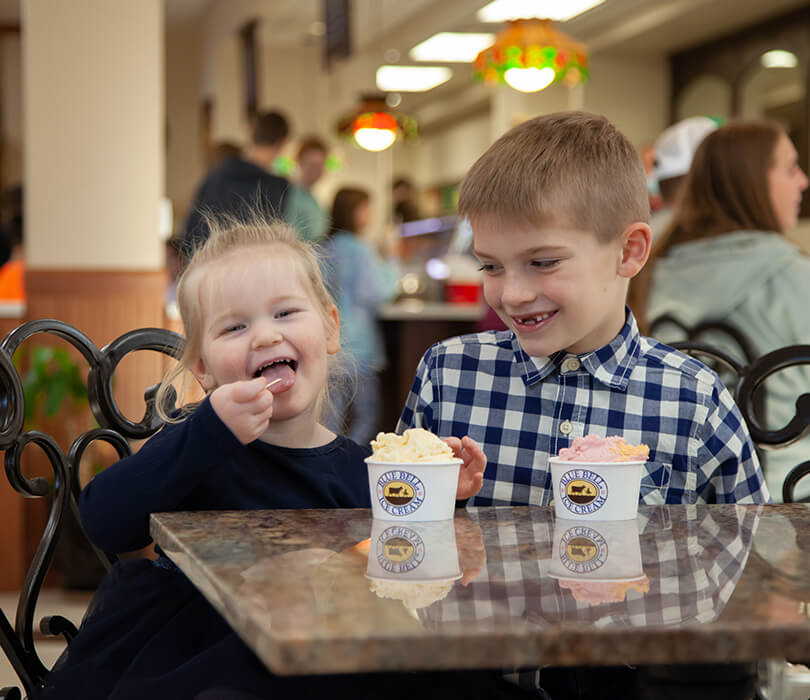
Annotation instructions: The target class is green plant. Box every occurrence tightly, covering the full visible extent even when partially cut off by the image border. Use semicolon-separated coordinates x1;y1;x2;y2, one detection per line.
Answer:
17;346;88;428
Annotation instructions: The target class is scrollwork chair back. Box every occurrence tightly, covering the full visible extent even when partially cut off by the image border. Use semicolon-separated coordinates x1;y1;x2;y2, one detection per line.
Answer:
735;345;810;504
664;338;810;504
0;319;184;699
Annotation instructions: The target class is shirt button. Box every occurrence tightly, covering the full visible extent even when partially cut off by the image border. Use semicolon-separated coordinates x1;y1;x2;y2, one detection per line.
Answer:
564;357;581;372
559;420;573;435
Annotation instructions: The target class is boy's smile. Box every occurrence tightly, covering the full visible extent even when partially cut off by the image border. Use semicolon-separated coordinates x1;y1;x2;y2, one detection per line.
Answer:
473;219;648;357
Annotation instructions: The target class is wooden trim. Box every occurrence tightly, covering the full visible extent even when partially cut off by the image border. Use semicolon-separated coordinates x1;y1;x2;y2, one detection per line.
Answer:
0;268;171;590
26;268;167;297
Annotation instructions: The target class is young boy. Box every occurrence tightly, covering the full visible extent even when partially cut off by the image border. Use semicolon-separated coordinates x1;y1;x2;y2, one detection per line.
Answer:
397;110;768;698
398;111;769;509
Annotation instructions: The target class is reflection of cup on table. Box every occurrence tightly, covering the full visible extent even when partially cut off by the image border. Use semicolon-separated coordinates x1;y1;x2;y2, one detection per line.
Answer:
366;519;461;581
366;519;461;611
550;519;643;580
549;434;649;521
549;518;649;605
366;429;461;521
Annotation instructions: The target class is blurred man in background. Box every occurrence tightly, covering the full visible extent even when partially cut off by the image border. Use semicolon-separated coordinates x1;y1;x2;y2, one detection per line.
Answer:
181;110;291;257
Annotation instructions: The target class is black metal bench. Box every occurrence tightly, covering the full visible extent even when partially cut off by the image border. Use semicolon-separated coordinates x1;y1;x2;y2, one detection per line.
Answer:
0;319;183;699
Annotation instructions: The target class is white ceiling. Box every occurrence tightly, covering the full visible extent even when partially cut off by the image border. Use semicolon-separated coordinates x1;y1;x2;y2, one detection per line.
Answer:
3;0;805;56
159;0;810;54
165;0;809;111
4;0;807;112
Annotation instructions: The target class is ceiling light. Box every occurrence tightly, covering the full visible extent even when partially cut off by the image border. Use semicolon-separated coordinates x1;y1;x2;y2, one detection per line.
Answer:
354;123;398;152
761;50;798;69
410;32;496;62
335;95;418;152
376;65;453;92
473;19;588;91
477;0;605;23
504;66;556;92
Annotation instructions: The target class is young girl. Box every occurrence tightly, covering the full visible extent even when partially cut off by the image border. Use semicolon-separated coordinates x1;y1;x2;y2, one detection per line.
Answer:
322;187;400;443
35;218;504;700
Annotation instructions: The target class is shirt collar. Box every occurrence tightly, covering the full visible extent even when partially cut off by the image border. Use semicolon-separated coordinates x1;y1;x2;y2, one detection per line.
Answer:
513;308;642;390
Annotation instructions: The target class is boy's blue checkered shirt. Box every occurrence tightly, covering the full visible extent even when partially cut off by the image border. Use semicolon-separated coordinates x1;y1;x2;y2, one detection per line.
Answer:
397;310;770;506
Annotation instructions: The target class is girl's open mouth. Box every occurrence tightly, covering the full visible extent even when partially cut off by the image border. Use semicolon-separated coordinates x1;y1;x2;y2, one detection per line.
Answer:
255;358;297;392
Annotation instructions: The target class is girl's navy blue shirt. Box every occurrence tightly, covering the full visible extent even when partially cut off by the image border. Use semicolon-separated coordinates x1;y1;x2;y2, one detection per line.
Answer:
80;397;372;555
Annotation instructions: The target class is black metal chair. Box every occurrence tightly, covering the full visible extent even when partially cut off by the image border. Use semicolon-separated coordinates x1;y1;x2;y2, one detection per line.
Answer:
664;338;810;503
649;314;772;474
649;313;759;371
736;344;810;504
0;319;183;699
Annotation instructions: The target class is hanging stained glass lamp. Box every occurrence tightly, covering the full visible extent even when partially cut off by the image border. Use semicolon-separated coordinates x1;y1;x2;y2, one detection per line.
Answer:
473;18;589;92
335;95;418;152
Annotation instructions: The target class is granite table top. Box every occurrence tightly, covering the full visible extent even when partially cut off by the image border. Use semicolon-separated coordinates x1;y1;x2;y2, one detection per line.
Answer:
150;504;810;675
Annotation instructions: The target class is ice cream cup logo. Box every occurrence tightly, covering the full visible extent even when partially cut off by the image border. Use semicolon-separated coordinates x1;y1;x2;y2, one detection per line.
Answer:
384;481;415;505
559;525;608;574
560;469;608;515
376;470;426;516
375;525;425;573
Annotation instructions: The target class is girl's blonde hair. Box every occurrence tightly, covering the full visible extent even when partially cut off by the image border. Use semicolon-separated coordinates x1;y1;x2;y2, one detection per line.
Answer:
155;215;342;423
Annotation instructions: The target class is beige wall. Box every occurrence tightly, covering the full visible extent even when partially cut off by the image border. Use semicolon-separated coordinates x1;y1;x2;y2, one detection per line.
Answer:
415;113;491;188
24;0;165;269
583;53;670;148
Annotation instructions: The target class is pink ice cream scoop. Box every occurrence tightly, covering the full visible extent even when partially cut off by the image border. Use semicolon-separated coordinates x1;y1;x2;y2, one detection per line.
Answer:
557;434;649;462
558;576;650;605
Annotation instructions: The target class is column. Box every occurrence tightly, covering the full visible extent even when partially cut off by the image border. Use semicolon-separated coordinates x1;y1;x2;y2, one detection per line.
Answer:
23;0;167;403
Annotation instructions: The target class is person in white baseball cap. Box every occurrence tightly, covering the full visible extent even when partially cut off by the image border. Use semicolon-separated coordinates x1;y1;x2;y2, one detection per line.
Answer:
650;116;720;240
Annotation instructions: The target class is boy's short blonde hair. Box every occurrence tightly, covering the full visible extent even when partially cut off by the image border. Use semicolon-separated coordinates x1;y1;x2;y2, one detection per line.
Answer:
458;111;649;241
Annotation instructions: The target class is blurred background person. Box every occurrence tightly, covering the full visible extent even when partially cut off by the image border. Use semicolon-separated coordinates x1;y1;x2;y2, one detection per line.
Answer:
206;140;242;169
287;135;329;242
639;141;663;215
180;110;291;257
392;176;420;224
632;120;810;501
649;116;719;241
322;187;400;443
0;185;24;303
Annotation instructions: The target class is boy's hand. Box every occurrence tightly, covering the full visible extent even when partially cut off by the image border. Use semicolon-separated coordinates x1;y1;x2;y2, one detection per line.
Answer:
444;436;486;500
210;377;274;444
454;515;486;586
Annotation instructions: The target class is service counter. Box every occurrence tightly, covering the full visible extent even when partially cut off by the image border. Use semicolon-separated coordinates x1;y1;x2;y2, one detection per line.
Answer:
378;301;482;433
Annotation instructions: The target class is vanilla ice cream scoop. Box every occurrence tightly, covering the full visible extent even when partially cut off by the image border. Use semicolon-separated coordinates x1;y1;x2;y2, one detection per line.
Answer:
369;579;455;610
370;428;456;463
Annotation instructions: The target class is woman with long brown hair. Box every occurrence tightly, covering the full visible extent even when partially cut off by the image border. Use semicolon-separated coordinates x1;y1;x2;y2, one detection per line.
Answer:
630;120;810;500
321;187;400;443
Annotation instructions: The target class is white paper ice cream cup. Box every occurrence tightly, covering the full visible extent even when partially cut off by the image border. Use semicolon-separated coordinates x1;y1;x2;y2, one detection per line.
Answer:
365;519;461;582
549;458;645;520
366;458;461;521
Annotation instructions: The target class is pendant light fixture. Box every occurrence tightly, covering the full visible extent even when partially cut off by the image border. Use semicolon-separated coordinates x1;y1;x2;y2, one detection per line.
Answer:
335;95;418;152
473;18;589;93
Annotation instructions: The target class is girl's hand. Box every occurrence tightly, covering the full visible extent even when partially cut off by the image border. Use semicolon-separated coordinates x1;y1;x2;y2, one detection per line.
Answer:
444;436;486;500
210;377;274;444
